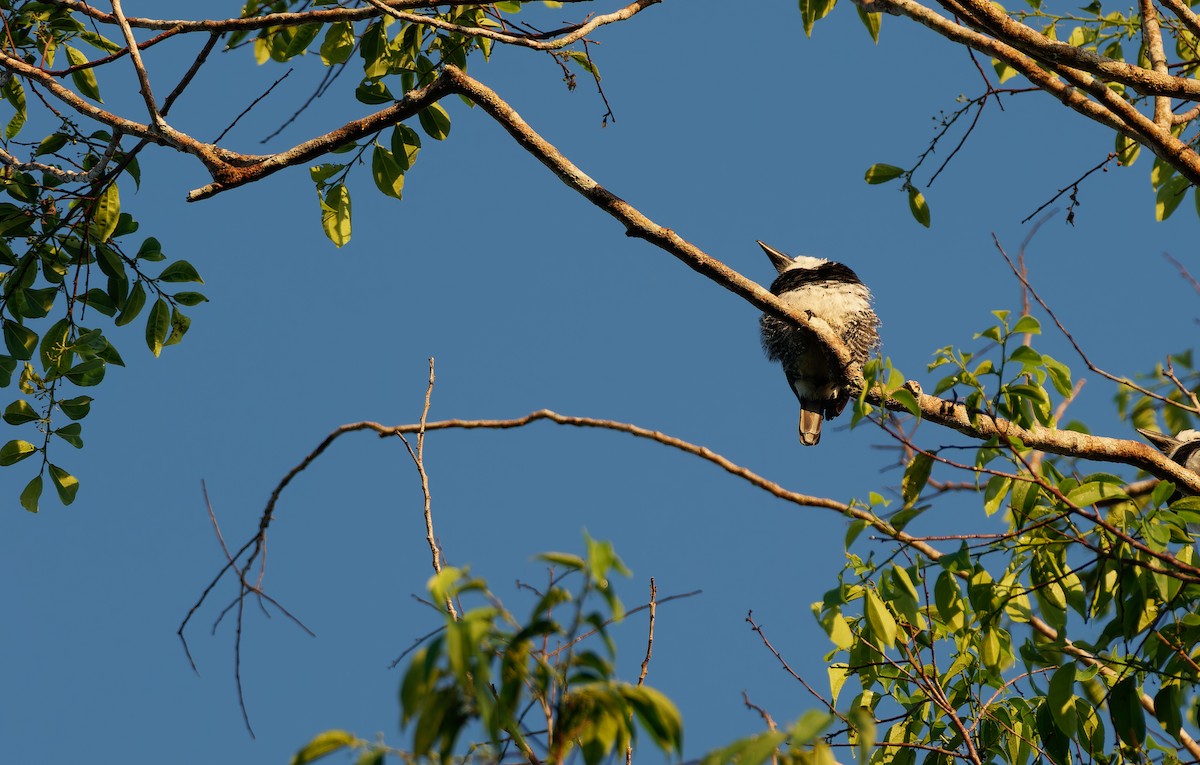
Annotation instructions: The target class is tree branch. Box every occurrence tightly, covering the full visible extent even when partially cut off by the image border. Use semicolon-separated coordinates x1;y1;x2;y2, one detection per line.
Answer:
363;0;661;51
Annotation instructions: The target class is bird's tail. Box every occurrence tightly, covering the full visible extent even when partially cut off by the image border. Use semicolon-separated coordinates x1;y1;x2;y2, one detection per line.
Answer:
798;403;824;446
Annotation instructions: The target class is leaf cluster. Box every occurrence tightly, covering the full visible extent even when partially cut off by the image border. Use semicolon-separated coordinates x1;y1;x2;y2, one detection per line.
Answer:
290;535;684;765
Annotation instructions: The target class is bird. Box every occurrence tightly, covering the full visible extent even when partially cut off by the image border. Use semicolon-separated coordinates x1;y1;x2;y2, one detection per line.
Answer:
1138;427;1200;497
758;240;880;446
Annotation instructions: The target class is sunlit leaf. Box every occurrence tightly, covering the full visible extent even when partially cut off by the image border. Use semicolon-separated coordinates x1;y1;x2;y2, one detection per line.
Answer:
19;474;41;513
291;730;359;765
145;298;170;357
64;45;102;102
907;186;931;227
418;103;451;140
320;183;352;247
0;438;37;466
48;463;79;505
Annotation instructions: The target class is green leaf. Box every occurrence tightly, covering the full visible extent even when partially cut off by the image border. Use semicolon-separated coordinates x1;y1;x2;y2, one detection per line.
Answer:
90;182;120;243
19;474;41;513
0;355;15;387
864;589;897;648
856;6;882;42
992;57;1019;83
59;396;93;420
799;0;838;36
418;103;451;140
4;77;26;139
1042;354;1073;397
36;133;69;156
1012;315;1041;334
164;306;190;347
0;438;37;466
1047;664;1077;736
1036;699;1071;765
3;399;38;425
1155;683;1183;741
39;317;72;374
310;163;343;185
64;358;106;387
1116;131;1141;167
849;706;876;765
79;30;122;54
136;237;164;262
114;281;146;327
320;183;352;247
1066;480;1129;508
54;423;83;449
17;287;56;320
791;709;834;742
3;320;37;360
80;288;116;316
172;291;208;306
391;124;422;171
890;388;920;416
64;45;102;102
371;144;406;200
359;21;390;79
290;730;359;765
901;452;933;505
285;22;322;58
536;551;586;570
1110;675;1145;746
907;186;931;227
158;260;204;283
1156;174;1189;221
864;163;904;184
95;244;126;280
355;79;395;105
624;685;683;753
145;298;170;357
320;22;356;65
983;475;1012;516
48;463;79;505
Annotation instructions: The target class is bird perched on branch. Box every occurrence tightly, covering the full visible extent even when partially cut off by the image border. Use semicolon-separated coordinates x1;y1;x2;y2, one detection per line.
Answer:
1138;427;1200;496
759;240;880;446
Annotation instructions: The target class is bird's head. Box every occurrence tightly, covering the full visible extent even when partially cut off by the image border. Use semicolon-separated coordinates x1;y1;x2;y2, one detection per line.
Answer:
757;240;828;275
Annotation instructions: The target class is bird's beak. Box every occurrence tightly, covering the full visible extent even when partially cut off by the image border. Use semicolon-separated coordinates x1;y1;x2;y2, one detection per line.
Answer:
1138;427;1182;454
757;240;794;274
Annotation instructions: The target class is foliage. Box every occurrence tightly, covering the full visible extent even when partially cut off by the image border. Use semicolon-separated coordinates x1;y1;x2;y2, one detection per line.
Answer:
817;309;1200;765
0;0;597;507
287;535;685;765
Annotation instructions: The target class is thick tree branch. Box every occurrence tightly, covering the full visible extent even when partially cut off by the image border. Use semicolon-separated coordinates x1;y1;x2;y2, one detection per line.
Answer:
944;0;1200;99
186;72;457;199
858;0;1200;185
1139;0;1174;129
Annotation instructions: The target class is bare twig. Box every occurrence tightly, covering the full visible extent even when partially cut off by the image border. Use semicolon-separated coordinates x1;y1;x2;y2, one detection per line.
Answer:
1164;252;1200;295
396;359;456;617
627;578;658;765
213;68;292;144
1020;154;1117;225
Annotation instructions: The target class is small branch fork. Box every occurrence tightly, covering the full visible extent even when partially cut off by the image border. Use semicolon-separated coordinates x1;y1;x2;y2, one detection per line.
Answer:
395;358;457;618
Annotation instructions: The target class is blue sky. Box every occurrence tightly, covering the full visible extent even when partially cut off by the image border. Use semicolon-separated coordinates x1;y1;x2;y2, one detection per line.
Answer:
2;1;1198;762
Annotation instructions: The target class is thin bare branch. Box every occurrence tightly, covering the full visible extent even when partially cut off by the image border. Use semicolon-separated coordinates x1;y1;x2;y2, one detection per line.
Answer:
364;0;660;51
